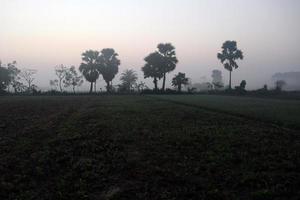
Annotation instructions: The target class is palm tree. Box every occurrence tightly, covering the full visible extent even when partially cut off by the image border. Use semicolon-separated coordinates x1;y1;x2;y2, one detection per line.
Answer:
217;41;243;89
98;48;120;92
79;50;100;93
120;69;138;92
142;52;164;91
157;43;178;91
172;72;189;92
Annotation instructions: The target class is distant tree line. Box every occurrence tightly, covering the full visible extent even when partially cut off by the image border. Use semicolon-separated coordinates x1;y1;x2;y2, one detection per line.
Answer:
1;40;296;95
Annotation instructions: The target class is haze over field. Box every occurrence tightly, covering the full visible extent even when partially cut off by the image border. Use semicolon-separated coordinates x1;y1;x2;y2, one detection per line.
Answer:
1;0;300;90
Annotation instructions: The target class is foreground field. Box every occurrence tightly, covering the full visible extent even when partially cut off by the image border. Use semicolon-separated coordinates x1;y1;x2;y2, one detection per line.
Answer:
155;95;300;129
0;95;299;199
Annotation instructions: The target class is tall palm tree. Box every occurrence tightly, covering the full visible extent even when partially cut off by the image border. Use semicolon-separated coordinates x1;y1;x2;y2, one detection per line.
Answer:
98;48;120;92
172;72;189;92
79;50;100;93
120;69;138;92
217;41;243;89
157;43;178;91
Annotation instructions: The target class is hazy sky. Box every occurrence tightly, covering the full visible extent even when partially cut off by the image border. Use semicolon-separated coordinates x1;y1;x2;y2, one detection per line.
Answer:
1;0;300;90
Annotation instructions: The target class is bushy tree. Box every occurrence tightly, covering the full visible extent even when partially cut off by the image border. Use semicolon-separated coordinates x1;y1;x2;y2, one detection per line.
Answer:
142;52;164;91
217;41;243;89
98;48;120;92
0;62;10;92
64;66;83;93
120;69;138;92
135;81;148;92
172;72;189;92
157;43;178;91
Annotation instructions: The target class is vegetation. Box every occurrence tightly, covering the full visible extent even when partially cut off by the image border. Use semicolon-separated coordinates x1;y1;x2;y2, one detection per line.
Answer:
142;52;164;91
217;41;244;90
98;48;120;92
79;50;101;93
119;69;138;92
211;69;224;90
0;95;299;199
157;43;178;91
155;94;300;129
171;72;189;92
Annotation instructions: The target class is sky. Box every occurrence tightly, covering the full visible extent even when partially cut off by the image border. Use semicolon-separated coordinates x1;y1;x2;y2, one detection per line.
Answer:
1;0;300;90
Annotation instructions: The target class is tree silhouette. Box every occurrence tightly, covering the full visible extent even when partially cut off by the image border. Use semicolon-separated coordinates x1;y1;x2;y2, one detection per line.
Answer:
217;41;243;90
240;80;246;89
157;43;178;91
142;52;164;91
0;61;11;92
79;50;101;93
211;69;224;90
275;80;286;91
172;72;189;92
19;68;37;92
54;64;68;92
135;81;148;92
98;48;120;92
120;69;138;92
7;61;24;93
64;66;83;93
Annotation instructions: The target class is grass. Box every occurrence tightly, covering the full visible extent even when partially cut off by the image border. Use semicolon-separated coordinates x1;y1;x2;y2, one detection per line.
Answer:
0;95;299;199
154;94;300;129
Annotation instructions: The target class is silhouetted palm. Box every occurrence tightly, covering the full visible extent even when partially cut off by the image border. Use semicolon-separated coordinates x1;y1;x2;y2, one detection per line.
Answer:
120;69;138;92
98;48;120;92
172;72;189;92
79;50;100;93
217;41;243;89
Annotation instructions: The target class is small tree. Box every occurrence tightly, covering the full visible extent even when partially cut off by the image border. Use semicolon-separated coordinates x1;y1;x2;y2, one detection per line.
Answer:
64;66;83;93
0;62;11;92
172;72;189;92
211;69;224;90
120;69;138;92
19;68;37;92
217;41;244;89
49;80;59;91
135;81;148;92
275;80;286;91
54;64;68;92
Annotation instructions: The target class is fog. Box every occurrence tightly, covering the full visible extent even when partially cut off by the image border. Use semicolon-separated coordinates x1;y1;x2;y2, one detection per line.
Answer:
1;0;300;91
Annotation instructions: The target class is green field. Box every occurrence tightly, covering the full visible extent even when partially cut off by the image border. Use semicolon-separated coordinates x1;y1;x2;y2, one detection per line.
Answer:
0;95;299;199
154;95;300;129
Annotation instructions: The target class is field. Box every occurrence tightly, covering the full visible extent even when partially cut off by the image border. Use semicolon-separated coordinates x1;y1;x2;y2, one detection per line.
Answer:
0;95;299;199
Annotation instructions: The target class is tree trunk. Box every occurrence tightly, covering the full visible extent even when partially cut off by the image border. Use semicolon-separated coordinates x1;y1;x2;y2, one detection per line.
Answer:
94;81;97;92
229;71;232;90
89;82;93;93
106;81;110;92
59;79;62;92
153;77;158;91
73;85;75;94
162;73;166;91
178;84;181;92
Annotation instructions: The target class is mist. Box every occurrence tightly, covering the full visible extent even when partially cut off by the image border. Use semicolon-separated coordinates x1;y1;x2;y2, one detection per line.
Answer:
1;0;300;91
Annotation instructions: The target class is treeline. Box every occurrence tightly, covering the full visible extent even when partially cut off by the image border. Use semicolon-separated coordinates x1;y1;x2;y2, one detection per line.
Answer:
0;40;291;95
